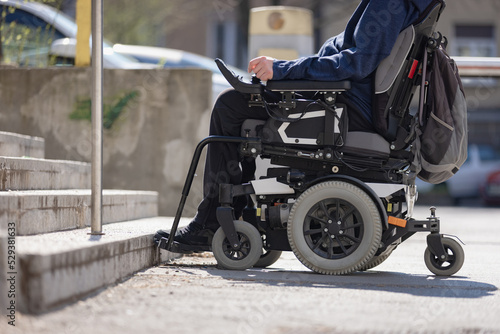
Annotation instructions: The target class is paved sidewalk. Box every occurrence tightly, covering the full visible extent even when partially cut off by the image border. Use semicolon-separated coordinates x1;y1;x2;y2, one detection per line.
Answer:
4;206;500;334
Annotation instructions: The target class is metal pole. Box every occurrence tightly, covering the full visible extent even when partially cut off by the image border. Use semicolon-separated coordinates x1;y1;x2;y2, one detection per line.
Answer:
90;0;104;235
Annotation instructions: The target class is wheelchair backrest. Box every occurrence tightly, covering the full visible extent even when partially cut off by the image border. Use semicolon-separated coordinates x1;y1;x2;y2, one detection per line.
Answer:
372;0;445;144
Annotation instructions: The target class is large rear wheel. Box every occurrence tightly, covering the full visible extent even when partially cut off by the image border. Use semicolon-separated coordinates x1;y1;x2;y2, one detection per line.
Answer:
287;181;382;275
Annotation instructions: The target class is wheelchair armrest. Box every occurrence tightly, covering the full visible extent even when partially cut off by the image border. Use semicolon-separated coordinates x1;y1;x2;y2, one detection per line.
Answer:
266;80;351;92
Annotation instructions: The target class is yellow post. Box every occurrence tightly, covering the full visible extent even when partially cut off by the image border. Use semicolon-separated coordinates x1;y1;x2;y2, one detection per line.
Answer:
75;0;91;67
248;6;313;61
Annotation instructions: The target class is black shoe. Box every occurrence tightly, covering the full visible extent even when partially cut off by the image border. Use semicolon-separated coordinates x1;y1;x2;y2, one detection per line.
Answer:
154;221;216;247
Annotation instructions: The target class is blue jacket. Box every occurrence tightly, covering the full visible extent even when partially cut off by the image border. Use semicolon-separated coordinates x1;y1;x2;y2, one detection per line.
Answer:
272;0;434;124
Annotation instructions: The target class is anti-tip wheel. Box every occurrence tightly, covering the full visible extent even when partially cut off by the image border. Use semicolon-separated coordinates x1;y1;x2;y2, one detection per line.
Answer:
424;237;464;276
212;221;263;270
287;181;382;275
254;250;282;268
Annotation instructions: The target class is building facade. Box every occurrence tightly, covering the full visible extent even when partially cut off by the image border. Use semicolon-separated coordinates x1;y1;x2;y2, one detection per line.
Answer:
163;0;499;64
164;0;500;148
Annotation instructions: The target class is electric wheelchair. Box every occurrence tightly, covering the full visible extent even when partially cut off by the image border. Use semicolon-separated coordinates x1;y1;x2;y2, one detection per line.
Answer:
158;0;465;276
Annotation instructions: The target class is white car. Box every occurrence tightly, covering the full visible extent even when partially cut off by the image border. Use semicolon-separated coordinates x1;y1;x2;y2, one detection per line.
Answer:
1;0;235;101
416;144;500;204
0;0;149;68
446;145;500;202
112;44;249;103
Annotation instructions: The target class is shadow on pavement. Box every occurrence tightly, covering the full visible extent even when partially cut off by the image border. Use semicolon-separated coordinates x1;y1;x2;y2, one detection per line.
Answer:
160;261;497;299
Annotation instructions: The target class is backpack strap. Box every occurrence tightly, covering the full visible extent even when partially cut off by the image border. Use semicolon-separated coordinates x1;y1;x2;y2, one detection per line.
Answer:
418;48;429;127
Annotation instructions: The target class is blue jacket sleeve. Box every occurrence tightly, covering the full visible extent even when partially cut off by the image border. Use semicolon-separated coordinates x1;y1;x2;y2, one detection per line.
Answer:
272;0;412;82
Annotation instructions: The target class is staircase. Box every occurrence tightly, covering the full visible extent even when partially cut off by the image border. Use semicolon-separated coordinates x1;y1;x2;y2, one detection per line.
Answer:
0;131;180;314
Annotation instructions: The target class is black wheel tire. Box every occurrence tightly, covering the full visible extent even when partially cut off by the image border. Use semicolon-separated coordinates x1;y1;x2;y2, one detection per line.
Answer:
424;237;465;276
359;253;391;271
359;242;398;271
287;181;382;275
212;221;263;270
254;250;282;268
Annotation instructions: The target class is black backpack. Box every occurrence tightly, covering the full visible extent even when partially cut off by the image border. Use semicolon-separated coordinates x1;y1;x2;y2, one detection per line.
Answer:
411;36;468;184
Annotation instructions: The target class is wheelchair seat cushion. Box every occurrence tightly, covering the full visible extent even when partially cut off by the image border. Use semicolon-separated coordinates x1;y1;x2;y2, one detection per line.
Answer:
342;132;390;158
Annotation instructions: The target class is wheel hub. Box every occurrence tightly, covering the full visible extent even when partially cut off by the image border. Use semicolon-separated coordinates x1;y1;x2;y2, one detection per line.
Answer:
326;219;344;236
222;233;249;260
303;198;364;260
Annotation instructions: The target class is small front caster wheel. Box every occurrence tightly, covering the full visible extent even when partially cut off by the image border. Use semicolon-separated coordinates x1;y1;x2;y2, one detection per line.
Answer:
212;221;263;270
424;237;464;276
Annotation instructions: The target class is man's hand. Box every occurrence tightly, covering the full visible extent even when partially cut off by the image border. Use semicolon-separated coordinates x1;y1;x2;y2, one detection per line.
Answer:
248;56;275;81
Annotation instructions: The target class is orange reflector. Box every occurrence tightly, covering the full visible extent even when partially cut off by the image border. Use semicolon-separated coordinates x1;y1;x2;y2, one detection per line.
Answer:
388;216;407;228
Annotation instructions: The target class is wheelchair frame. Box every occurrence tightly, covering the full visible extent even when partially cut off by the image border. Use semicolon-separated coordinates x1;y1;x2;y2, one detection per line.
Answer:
158;0;465;276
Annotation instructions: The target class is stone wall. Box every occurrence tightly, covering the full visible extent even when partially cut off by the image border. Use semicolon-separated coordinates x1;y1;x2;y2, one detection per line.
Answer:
0;68;212;216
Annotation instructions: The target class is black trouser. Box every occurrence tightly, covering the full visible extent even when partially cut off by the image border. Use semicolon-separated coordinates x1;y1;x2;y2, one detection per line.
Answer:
193;88;373;229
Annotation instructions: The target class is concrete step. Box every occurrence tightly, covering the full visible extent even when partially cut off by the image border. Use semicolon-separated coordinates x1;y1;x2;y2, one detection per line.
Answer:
0;189;159;235
0;156;90;191
7;217;186;313
0;131;45;159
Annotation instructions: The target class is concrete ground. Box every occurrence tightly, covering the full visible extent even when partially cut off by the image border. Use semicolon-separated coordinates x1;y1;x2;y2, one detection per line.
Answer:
3;205;500;334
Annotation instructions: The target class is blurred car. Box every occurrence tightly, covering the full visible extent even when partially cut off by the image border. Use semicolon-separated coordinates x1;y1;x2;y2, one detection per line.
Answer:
481;170;500;206
0;0;239;103
415;144;500;204
0;0;150;69
112;44;249;103
447;144;500;203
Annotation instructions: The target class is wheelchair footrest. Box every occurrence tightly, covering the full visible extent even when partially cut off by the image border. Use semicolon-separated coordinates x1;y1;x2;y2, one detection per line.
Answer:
406;218;440;233
157;237;211;254
388;215;440;233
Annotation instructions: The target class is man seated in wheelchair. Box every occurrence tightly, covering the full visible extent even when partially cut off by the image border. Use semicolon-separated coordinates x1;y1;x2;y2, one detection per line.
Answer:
154;0;435;251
